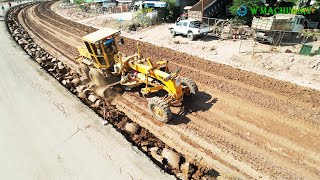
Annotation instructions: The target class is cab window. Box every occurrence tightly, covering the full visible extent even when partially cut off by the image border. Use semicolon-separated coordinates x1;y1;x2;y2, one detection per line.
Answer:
91;44;98;55
298;18;305;25
85;42;92;54
176;21;183;26
189;21;202;28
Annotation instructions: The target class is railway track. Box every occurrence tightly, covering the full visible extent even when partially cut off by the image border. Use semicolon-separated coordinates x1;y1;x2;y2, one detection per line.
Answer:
15;2;320;179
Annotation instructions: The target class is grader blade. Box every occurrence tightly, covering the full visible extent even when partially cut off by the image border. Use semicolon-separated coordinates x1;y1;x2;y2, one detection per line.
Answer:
94;81;121;99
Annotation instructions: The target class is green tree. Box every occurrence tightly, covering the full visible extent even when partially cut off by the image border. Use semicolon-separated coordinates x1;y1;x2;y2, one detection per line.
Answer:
309;0;320;22
229;0;261;15
229;0;261;25
74;0;85;4
161;0;179;21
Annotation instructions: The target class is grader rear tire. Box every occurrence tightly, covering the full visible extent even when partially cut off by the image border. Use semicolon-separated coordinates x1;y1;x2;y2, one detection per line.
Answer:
148;97;172;123
89;68;107;87
180;77;198;97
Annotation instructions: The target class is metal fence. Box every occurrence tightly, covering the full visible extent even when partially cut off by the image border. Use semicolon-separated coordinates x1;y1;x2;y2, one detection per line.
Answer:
104;5;131;13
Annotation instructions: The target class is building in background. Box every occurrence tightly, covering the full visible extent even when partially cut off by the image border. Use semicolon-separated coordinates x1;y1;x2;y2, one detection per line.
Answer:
96;0;117;8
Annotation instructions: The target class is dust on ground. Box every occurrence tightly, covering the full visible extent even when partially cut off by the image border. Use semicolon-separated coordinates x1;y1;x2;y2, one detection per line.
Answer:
53;2;320;90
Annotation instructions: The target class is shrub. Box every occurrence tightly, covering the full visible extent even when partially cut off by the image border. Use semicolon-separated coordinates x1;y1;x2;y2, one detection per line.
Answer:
74;0;85;4
119;8;160;31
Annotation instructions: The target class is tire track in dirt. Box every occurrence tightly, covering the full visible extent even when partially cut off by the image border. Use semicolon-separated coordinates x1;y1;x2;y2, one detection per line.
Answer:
120;92;320;178
19;2;320;179
19;6;78;61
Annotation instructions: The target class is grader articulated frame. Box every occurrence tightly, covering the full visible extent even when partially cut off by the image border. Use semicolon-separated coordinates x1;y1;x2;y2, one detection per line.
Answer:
75;28;198;122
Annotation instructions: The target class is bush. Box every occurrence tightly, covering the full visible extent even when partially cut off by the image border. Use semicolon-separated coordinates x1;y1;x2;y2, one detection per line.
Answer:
228;0;261;25
229;0;261;15
74;0;85;4
119;8;160;31
161;0;178;21
134;8;158;26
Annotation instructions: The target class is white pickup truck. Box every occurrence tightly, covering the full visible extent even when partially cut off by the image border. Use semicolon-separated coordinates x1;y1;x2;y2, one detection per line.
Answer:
168;20;211;40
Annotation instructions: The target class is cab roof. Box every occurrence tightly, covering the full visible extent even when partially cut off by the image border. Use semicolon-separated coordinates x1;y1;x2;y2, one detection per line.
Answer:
273;14;305;19
82;28;120;43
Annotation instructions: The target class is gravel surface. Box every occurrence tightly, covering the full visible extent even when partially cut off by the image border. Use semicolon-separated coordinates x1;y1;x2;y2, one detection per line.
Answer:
0;7;173;180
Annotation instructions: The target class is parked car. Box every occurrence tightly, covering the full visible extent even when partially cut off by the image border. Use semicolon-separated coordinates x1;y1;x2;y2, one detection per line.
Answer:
168;20;211;40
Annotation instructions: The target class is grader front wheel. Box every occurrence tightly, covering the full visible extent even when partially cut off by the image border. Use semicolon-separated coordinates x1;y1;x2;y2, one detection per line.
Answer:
180;77;198;97
148;97;172;123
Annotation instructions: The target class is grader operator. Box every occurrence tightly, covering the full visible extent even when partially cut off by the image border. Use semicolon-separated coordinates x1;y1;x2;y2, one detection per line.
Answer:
75;28;198;122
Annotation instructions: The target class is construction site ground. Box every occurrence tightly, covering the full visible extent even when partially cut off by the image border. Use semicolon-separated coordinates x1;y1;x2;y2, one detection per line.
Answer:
7;1;320;179
0;4;172;180
52;2;320;90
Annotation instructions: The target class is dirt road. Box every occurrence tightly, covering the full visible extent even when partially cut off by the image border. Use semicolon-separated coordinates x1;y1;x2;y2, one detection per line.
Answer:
14;2;320;179
0;13;173;180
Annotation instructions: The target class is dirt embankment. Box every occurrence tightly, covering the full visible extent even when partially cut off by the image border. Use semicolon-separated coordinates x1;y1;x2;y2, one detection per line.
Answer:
12;2;320;179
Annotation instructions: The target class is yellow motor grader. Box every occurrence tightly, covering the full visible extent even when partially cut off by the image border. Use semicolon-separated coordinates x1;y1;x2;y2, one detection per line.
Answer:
75;28;198;122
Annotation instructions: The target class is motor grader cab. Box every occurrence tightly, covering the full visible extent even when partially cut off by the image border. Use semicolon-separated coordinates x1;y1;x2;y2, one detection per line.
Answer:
76;28;121;70
76;28;198;123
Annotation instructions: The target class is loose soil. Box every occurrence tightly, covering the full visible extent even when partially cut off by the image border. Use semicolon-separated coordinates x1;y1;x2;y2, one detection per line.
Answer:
7;3;209;180
13;2;320;179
